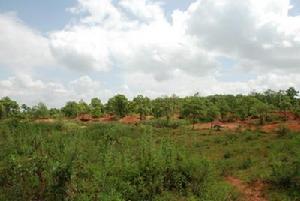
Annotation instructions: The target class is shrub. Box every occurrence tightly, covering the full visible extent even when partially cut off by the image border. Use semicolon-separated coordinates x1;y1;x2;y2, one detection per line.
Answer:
269;158;300;189
0;122;236;201
276;124;290;137
143;119;188;129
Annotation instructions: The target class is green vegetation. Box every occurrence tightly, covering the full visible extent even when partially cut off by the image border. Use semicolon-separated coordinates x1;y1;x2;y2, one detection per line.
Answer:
1;87;299;123
0;121;239;201
1;87;300;200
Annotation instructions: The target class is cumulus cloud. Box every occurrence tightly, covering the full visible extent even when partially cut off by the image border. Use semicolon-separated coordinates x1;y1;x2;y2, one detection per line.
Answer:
0;12;54;71
1;0;300;106
49;0;218;80
0;75;112;107
124;71;300;98
184;0;300;72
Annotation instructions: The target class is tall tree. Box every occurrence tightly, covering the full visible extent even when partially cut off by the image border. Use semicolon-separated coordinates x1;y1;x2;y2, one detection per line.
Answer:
106;94;129;117
181;96;207;129
286;87;299;105
62;101;79;118
252;101;271;125
78;100;90;115
206;103;220;128
32;102;49;119
279;96;292;121
0;97;20;119
152;97;176;122
133;95;151;120
90;98;103;118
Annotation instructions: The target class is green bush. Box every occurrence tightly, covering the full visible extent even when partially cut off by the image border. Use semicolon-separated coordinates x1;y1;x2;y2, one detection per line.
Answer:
0;122;236;201
143;119;188;129
269;158;300;189
276;124;290;137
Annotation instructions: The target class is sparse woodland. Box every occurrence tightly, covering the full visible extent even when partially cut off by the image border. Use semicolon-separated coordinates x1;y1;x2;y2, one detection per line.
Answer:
0;87;300;201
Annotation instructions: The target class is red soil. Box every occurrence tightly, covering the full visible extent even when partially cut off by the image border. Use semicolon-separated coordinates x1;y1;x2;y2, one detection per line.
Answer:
260;120;300;133
119;115;140;124
193;121;245;131
99;115;115;122
226;176;267;201
77;114;92;122
193;119;300;133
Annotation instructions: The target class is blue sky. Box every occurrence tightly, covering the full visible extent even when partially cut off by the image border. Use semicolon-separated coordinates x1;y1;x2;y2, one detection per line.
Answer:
0;0;300;107
0;0;196;31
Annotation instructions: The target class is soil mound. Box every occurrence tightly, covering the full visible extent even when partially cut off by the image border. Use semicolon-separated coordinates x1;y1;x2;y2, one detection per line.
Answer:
119;115;140;124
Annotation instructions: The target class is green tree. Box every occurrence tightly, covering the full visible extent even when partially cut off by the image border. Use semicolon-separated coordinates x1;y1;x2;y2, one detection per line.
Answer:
133;95;151;120
32;102;49;119
0;102;4;119
216;98;230;121
152;97;175;122
279;96;292;121
286;87;299;105
61;101;79;118
206;103;220;128
235;96;259;121
0;97;20;119
90;98;103;118
49;108;61;118
252;101;271;125
78;99;90;115
106;94;129;117
181;96;207;129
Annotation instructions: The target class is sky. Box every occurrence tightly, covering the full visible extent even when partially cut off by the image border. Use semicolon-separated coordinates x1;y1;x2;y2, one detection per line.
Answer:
0;0;300;107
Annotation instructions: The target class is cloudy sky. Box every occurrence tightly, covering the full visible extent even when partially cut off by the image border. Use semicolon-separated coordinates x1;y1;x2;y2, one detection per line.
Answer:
0;0;300;107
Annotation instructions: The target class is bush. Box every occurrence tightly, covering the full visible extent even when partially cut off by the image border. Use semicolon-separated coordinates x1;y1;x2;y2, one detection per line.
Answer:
0;122;236;201
276;124;290;137
269;158;300;189
143;119;188;129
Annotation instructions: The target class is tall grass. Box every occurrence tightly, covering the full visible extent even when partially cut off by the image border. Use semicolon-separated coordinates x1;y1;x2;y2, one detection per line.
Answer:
0;121;237;201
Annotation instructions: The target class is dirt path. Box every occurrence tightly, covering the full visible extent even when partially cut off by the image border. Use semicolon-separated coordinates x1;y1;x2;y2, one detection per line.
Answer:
226;177;267;201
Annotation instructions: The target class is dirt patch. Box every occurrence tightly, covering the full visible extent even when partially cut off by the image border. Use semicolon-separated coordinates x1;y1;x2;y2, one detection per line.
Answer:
193;121;246;131
99;115;116;122
77;114;92;122
260;120;300;133
119;115;140;124
271;111;297;120
226;176;267;201
35;118;55;123
194;119;300;133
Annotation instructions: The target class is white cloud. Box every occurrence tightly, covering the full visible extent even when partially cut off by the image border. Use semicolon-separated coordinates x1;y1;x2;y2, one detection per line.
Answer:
49;0;218;80
1;0;300;106
0;75;112;107
0;12;54;71
124;71;300;98
184;0;300;73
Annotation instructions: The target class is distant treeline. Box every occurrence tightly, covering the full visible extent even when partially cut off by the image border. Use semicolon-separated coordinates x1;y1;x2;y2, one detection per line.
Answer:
0;87;299;124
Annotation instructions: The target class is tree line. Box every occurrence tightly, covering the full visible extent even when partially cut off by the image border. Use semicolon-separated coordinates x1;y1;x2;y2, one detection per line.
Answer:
1;87;299;125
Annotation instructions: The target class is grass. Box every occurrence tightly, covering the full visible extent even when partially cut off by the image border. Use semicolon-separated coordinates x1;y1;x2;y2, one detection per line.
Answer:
0;120;299;200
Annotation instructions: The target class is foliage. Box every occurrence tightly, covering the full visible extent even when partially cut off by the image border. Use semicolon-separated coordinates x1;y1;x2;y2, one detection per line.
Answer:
132;95;151;120
106;94;129;117
181;96;207;127
0;122;236;201
32;102;49;119
61;101;79;118
90;97;103;118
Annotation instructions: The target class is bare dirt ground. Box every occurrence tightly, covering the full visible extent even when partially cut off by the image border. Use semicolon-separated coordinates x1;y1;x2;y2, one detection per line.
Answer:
98;115;115;122
35;118;55;123
260;120;300;132
193;119;300;133
119;115;140;124
226;176;267;201
193;121;247;131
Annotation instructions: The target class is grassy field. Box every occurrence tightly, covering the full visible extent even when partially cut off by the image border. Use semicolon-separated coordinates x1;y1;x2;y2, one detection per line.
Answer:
0;119;299;201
